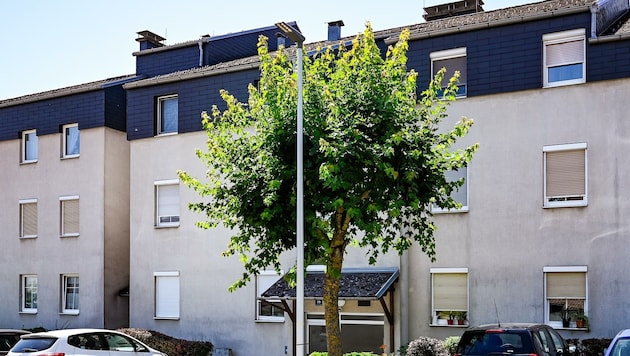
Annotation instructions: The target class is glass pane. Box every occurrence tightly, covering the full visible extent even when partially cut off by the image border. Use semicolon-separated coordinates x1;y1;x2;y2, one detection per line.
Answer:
341;324;383;354
548;63;583;82
160;98;178;133
65;125;80;156
25;132;38;160
308;325;327;354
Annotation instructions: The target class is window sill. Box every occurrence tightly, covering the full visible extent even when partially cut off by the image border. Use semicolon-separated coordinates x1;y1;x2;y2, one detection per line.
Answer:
155;224;180;229
61;234;80;238
59;311;80;316
19;311;37;315
20;160;38;165
19;236;37;240
155;132;178;137
255;318;285;323
61;154;80;160
154;316;180;321
430;323;469;327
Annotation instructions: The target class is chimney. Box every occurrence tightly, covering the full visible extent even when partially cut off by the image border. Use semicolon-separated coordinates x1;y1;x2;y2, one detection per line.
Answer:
423;0;484;21
136;30;166;50
327;20;344;41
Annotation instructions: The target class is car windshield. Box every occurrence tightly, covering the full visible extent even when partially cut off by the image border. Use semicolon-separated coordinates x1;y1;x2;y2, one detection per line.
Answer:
459;331;533;355
10;338;57;352
610;338;630;356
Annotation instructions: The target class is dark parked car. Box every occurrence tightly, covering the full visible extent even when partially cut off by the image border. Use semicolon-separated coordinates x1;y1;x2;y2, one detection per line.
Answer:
455;323;572;356
0;330;30;355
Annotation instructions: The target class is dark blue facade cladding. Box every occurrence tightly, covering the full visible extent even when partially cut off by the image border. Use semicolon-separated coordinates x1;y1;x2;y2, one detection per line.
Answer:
135;25;291;78
126;68;258;141
407;12;595;97
0;88;127;142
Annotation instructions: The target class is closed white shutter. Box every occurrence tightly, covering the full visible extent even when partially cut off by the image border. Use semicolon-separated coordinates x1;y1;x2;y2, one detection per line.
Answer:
157;184;179;225
62;199;80;235
546;39;584;67
546;149;585;197
21;202;37;237
433;273;468;311
547;272;586;299
155;273;180;318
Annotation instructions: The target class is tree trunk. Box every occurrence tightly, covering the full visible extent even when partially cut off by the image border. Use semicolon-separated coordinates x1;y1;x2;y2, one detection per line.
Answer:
323;208;349;356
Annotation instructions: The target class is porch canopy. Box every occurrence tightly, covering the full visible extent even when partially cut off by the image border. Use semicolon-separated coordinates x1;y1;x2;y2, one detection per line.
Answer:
260;267;399;354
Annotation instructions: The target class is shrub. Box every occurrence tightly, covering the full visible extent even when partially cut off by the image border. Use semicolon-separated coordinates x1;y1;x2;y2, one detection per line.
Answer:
443;336;461;355
406;336;449;356
118;328;213;356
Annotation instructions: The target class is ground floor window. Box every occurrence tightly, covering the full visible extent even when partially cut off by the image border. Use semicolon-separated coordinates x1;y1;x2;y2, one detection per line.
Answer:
544;266;587;328
307;313;384;354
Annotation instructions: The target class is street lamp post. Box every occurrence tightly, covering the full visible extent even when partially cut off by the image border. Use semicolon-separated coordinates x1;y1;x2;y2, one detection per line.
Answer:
275;22;306;356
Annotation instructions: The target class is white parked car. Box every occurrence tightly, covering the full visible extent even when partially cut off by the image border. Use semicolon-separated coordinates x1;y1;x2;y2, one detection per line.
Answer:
8;328;167;356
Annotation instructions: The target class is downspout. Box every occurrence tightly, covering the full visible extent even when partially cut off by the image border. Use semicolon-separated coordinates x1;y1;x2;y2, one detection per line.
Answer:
590;3;598;39
198;37;204;67
400;250;409;349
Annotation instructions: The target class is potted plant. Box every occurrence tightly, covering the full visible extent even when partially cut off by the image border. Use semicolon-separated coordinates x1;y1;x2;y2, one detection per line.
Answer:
575;312;588;329
447;311;455;325
560;307;573;328
456;311;467;325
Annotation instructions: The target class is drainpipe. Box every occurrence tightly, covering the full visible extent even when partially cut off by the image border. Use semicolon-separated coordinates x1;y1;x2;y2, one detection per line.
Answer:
590;3;598;38
400;249;409;349
198;35;209;67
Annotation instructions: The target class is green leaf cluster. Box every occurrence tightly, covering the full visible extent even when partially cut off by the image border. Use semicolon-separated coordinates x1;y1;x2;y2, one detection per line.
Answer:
178;23;478;291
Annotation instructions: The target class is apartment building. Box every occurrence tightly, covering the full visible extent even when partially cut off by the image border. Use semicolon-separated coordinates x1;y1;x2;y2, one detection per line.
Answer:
2;0;630;354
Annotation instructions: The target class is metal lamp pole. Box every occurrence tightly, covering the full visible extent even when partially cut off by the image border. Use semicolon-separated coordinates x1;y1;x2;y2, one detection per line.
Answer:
275;22;306;356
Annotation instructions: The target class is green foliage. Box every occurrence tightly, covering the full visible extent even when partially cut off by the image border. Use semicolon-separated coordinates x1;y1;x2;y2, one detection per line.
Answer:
406;336;449;356
566;338;613;356
178;22;477;291
443;336;460;355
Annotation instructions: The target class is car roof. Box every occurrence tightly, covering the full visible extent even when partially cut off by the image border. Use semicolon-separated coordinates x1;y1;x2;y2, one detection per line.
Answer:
467;323;548;331
614;329;630;339
21;328;123;339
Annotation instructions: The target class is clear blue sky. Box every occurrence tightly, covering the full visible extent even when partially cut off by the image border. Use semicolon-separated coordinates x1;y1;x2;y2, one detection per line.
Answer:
0;0;531;100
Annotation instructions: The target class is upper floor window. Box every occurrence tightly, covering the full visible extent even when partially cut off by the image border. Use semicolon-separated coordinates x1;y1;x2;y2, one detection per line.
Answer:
21;129;38;163
157;95;178;135
544;266;587;329
60;195;80;237
154;271;180;319
543;143;587;208
256;271;285;322
431;47;467;97
62;123;80;158
543;29;586;87
432;167;469;213
61;274;80;314
19;199;37;238
431;268;469;326
20;274;38;313
155;179;180;227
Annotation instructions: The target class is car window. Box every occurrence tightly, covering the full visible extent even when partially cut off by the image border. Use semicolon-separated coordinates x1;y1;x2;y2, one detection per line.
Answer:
104;333;149;353
458;331;531;355
10;337;57;352
547;327;567;356
536;330;554;356
610;338;630;356
0;335;19;352
68;333;106;350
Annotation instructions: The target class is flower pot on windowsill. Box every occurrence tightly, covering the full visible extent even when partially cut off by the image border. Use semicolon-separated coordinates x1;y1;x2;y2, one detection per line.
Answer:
458;319;466;325
447;319;454;325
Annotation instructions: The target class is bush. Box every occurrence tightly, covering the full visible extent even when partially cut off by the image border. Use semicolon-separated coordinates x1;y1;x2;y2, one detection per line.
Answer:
118;328;213;356
443;336;461;355
406;336;449;356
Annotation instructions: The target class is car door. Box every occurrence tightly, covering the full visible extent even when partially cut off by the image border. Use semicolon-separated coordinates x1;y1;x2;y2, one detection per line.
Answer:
535;327;560;356
546;326;569;356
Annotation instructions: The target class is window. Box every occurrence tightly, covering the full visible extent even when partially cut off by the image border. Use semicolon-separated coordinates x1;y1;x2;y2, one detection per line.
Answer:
60;196;80;237
544;266;587;328
256;271;285;321
62;123;80;158
543;143;587;208
19;199;37;238
21;129;38;163
432;167;468;213
543;29;586;87
431;47;467;97
157;95;178;135
61;274;79;314
154;271;180;319
155;180;180;227
431;268;469;325
20;275;38;313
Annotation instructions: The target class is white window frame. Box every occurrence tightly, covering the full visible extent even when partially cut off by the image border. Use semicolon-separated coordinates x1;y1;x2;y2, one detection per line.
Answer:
430;47;467;97
20;274;38;314
60;195;80;237
61;274;80;315
19;198;38;239
21;129;38;163
62;123;80;158
154;271;180;319
543;143;587;208
155;179;180;228
543;266;588;328
430;268;469;326
432;167;469;213
157;94;178;135
256;270;285;322
543;29;586;88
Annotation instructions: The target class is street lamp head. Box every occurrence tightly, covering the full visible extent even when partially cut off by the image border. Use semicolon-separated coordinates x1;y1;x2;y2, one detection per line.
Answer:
275;22;305;45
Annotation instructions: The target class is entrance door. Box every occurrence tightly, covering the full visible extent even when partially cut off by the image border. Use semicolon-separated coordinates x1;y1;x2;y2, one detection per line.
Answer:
307;313;385;354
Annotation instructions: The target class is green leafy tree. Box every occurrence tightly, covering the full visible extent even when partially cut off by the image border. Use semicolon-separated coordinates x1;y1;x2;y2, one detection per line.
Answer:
178;24;477;356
